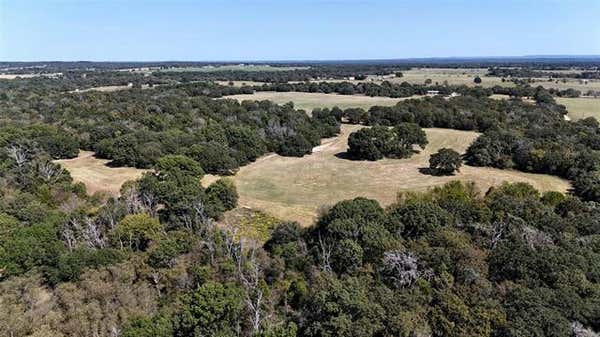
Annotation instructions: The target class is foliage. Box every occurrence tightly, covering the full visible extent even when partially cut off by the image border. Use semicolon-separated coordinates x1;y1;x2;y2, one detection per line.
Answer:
347;123;427;160
111;214;162;250
429;148;462;175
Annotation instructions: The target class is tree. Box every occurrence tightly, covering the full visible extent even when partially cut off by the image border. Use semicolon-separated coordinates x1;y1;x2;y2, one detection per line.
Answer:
187;142;238;175
394;123;428;154
111;214;162;250
347;127;385;160
332;239;364;273
174;281;244;337
347;124;427;161
206;178;239;216
154;155;204;178
474;76;482;84
429;148;462;175
573;171;600;201
122;314;173;337
388;200;450;239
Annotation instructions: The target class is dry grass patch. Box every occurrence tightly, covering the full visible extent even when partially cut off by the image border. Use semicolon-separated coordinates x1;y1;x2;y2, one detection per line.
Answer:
224;91;421;112
203;124;570;226
54;151;148;196
556;97;600;121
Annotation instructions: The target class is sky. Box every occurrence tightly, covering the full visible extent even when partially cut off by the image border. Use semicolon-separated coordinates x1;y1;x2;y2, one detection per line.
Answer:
1;0;599;61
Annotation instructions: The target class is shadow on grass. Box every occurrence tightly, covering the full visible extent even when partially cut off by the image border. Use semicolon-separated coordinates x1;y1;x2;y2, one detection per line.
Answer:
418;167;457;176
334;152;381;161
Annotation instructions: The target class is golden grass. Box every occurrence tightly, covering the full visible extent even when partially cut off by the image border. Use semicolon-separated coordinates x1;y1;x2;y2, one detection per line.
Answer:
0;74;40;79
224;91;421;112
203;124;570;226
556;97;600;121
396;68;509;87
54;151;148;196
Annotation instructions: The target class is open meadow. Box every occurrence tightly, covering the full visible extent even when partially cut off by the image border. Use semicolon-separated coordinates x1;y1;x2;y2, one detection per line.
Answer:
556;97;600;120
224;91;421;111
203;124;570;226
54;151;148;195
394;68;508;87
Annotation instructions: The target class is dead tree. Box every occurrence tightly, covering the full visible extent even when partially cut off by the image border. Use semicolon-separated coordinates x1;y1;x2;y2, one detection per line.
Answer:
227;235;264;335
7;144;30;168
37;161;64;183
61;217;106;250
81;217;106;249
317;232;333;272
380;249;420;288
490;221;506;249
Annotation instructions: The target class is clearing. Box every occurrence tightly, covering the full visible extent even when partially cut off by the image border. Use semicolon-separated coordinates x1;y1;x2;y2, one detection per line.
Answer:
223;91;421;111
54;151;148;195
203;124;570;226
556;97;600;120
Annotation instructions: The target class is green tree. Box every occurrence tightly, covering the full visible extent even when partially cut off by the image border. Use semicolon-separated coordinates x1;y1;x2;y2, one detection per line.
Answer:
206;178;239;212
174;281;244;337
429;148;462;175
573;170;600;201
111;214;162;250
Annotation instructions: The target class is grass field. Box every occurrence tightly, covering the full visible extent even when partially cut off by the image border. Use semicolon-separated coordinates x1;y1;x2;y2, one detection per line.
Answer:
397;68;508;87
203;124;570;226
224;91;421;112
556;97;600;120
54;151;148;195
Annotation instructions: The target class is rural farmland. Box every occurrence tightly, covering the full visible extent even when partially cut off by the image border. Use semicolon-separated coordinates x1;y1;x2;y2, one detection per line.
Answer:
4;1;600;335
203;124;570;226
54;151;148;195
224;91;421;111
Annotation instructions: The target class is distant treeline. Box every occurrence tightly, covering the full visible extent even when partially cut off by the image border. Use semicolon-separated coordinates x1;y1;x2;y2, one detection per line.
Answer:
4;57;600;72
488;67;600;79
201;80;582;99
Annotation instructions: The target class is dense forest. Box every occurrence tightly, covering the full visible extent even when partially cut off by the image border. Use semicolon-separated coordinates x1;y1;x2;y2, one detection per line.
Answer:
1;63;600;337
0;80;340;173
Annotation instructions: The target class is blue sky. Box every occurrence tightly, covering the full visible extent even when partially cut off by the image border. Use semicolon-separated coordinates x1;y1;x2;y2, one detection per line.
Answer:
1;0;599;61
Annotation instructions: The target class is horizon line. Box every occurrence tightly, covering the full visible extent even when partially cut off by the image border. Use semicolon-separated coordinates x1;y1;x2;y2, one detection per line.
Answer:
3;54;600;64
